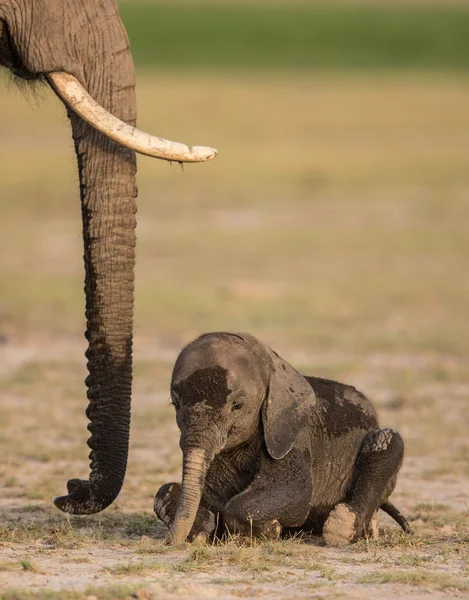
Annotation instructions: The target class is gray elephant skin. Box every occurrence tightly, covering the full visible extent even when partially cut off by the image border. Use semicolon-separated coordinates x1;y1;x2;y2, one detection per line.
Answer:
154;332;412;546
0;0;215;516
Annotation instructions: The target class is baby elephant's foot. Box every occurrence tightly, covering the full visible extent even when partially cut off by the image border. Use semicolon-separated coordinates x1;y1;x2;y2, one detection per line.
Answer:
154;482;217;542
323;503;362;547
224;514;281;542
259;519;281;541
188;506;217;543
154;482;180;528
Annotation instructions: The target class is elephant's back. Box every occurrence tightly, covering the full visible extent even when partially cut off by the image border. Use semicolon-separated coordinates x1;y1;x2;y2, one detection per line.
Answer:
305;375;378;437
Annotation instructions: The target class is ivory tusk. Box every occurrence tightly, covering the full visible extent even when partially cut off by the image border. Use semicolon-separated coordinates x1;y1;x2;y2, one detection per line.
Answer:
47;71;218;163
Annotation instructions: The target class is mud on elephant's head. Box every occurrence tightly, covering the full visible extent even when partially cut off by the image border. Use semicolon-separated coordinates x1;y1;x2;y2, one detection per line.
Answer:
0;0;216;516
168;332;317;543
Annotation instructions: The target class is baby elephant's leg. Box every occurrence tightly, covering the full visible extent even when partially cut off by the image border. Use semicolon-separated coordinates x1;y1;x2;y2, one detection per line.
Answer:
222;452;312;540
154;483;217;542
323;428;404;547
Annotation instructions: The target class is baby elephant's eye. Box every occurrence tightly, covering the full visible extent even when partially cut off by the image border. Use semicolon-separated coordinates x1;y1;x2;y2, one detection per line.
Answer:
171;397;180;410
231;397;245;411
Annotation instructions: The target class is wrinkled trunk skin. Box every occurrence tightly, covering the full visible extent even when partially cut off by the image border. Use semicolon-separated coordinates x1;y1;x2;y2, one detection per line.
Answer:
169;448;212;544
0;0;138;513
61;88;137;514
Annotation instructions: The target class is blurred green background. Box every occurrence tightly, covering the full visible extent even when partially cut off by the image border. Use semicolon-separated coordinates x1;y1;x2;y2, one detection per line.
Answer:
120;2;469;70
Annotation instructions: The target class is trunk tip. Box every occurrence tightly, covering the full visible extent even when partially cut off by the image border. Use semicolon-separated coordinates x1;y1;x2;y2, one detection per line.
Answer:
54;478;112;515
166;531;188;545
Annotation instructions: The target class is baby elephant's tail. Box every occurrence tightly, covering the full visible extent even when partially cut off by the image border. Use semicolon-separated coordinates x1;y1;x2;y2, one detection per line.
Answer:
380;501;413;534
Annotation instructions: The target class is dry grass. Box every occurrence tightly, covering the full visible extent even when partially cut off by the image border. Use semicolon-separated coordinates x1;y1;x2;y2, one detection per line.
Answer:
360;569;467;590
1;71;469;598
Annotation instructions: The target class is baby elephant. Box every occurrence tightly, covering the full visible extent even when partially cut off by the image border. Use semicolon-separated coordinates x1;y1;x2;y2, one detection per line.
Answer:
154;332;411;545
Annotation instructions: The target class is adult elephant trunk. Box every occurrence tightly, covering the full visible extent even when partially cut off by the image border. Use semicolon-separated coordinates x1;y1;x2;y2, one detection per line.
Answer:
0;0;215;515
56;57;138;514
169;447;212;544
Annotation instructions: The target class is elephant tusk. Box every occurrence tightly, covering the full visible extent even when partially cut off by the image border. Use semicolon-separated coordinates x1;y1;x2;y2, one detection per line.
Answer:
46;71;218;163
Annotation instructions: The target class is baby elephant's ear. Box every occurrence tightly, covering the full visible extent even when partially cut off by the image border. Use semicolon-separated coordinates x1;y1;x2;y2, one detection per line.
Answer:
262;349;317;460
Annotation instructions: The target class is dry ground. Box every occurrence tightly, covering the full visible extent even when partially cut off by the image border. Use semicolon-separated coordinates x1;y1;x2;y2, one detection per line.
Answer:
1;71;468;598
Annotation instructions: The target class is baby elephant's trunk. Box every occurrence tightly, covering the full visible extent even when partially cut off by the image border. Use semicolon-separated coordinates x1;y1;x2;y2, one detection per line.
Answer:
168;447;211;543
